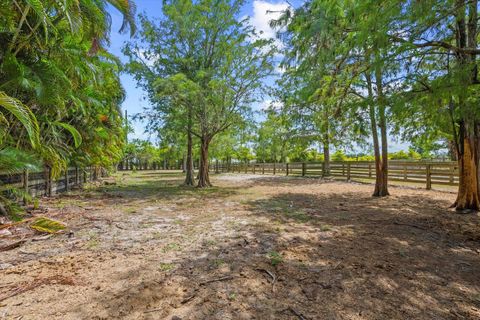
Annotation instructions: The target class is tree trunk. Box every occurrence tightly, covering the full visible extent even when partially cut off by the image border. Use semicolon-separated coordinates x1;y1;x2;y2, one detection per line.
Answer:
452;0;480;211
453;129;480;211
448;139;458;161
323;136;330;177
197;136;212;188
367;70;389;197
183;129;195;186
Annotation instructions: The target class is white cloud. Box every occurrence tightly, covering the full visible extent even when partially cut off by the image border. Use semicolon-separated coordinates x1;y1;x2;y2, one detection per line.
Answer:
135;48;157;67
260;99;283;111
249;1;290;42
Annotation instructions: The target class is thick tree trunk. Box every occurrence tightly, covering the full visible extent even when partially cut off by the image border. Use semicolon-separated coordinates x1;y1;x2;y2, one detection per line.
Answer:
452;0;480;211
197;136;212;188
453;133;480;211
183;129;195;186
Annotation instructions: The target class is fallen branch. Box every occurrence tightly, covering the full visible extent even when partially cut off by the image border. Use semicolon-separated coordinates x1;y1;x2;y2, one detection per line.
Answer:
32;234;53;241
0;239;26;252
199;275;234;286
0;275;76;302
143;308;163;314
256;268;277;292
181;292;197;304
114;223;126;230
287;307;308;320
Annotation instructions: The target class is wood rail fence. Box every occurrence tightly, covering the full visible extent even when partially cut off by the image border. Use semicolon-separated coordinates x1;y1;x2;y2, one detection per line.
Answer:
209;160;459;190
0;167;100;198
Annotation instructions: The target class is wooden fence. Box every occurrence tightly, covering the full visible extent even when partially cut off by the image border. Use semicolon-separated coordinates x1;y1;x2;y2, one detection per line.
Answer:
210;160;459;190
0;167;99;198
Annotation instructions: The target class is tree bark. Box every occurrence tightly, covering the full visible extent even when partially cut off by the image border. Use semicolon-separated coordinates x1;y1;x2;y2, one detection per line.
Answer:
453;128;480;211
183;128;195;186
323;140;330;177
377;66;390;197
197;136;212;188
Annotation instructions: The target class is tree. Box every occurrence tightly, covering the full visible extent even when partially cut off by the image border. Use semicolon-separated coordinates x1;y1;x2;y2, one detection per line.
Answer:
0;0;136;214
386;0;480;210
275;0;391;194
125;0;275;188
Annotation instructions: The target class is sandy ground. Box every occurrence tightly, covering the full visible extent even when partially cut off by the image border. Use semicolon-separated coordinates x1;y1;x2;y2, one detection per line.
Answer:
1;171;480;320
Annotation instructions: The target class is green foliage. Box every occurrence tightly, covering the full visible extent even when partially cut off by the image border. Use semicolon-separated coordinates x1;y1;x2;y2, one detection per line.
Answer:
0;0;137;214
332;150;347;162
267;251;283;266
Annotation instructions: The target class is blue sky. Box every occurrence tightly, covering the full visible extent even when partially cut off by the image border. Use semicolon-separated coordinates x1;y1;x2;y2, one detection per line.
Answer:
107;0;409;152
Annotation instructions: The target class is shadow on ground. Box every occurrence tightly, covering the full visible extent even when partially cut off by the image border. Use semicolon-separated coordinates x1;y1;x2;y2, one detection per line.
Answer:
73;179;480;320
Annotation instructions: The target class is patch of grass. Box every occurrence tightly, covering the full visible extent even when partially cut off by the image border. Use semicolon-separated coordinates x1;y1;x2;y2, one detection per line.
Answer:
159;263;175;272
284;210;311;223
124;207;137;214
267;251;283;266
228;292;237;301
319;224;332;232
162;242;181;253
212;258;225;268
151;231;163;239
173;219;184;225
204;239;216;247
252;199;312;223
86;232;100;249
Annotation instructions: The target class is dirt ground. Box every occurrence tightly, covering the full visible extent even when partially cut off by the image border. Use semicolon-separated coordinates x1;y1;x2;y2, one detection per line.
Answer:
1;171;480;320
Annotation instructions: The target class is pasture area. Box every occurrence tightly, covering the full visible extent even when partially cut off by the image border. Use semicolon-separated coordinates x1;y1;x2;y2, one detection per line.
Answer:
1;171;480;320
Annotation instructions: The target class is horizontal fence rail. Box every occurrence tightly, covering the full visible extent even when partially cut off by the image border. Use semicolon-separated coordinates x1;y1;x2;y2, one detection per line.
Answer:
0;167;102;199
209;160;459;190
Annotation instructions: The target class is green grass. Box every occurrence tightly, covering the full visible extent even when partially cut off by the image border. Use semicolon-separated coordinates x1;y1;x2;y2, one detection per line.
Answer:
212;258;225;268
159;262;175;272
267;251;283;266
162;242;181;253
319;224;332;231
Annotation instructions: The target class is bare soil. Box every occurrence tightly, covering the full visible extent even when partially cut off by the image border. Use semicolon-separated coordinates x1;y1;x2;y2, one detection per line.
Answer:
1;171;480;320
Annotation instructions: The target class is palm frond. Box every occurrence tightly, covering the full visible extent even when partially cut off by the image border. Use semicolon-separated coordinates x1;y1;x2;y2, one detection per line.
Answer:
0;91;40;148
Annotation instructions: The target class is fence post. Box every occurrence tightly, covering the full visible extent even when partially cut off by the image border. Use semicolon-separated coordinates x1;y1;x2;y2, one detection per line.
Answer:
342;163;345;176
403;164;407;181
321;162;325;177
273;162;276;175
65;169;69;192
45;167;52;197
286;163;289;176
450;164;454;184
426;164;432;190
302;162;306;176
262;163;265;174
253;164;256;174
22;169;29;204
347;163;351;181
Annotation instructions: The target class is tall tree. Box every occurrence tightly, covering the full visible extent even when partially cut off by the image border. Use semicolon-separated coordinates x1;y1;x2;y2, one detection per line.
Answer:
125;0;274;187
